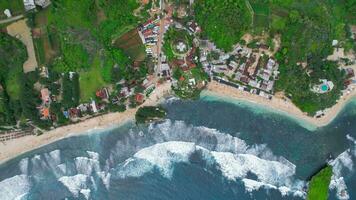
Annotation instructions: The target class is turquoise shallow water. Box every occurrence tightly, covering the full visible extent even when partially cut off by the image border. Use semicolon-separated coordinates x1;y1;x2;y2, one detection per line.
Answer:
0;95;355;200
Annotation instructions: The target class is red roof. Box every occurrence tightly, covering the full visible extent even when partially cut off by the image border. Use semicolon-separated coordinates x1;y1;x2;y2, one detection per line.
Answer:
42;108;50;118
135;93;145;103
96;88;109;99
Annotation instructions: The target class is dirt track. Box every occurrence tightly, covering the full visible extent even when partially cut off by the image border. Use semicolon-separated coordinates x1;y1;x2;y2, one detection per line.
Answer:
6;19;38;73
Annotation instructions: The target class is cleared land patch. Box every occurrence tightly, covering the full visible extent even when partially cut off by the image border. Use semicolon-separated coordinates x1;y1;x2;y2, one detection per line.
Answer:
113;29;146;62
6;19;38;73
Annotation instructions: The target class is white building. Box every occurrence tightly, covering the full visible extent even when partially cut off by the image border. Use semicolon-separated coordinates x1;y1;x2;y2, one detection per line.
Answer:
91;100;98;113
23;0;36;11
4;9;12;18
35;0;51;8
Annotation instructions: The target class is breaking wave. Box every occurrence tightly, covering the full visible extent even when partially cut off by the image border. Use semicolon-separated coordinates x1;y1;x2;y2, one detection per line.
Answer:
329;134;356;200
0;119;354;199
0;149;110;200
111;120;307;198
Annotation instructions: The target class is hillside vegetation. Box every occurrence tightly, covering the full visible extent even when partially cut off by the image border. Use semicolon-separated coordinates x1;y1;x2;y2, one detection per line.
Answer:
307;166;333;200
194;0;252;52
0;32;27;126
194;0;356;114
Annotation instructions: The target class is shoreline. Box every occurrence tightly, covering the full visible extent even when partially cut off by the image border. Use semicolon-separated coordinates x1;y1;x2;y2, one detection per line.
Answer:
205;81;356;128
1;80;356;164
0;82;172;164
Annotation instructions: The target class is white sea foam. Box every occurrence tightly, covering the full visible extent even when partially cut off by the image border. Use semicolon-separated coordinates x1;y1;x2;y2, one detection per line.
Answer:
115;140;306;197
0;175;31;200
59;174;91;199
87;151;100;160
242;178;276;192
117;141;197;178
74;157;101;175
330;176;350;200
10;148;110;199
163;96;180;104
80;189;91;199
211;152;296;185
329;135;356;200
18;158;29;175
346;134;356;144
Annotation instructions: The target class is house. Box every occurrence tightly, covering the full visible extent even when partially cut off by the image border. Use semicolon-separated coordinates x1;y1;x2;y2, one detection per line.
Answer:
266;58;275;70
212;64;228;73
189;78;196;86
219;54;230;62
266;80;275;91
77;104;88;113
120;87;131;98
240;76;250;84
91;100;98;113
332;39;338;46
68;108;80;118
135;93;145;104
63;110;69;119
40;88;51;104
346;68;355;78
35;0;51;8
96;88;109;100
248;79;260;88
23;0;36;11
41;107;50;119
4;9;12;18
187;21;201;34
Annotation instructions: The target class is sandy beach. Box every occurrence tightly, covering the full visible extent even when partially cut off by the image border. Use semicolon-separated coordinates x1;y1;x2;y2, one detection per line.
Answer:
1;80;356;164
205;81;356;128
0;82;172;164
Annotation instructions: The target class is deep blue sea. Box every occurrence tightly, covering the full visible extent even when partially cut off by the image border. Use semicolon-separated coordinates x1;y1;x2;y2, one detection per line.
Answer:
0;94;355;200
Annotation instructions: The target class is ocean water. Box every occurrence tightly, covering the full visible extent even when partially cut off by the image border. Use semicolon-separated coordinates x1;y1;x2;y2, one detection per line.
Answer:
0;95;355;200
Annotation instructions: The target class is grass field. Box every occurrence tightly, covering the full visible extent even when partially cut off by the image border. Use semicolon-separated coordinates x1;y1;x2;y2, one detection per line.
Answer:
34;8;60;64
249;0;270;33
33;38;46;65
114;29;145;62
0;0;24;19
5;66;22;100
307;166;333;200
79;55;106;102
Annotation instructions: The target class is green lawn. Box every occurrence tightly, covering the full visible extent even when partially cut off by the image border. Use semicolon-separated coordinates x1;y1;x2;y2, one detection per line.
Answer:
307;166;333;200
33;38;46;66
0;0;24;19
79;55;106;102
5;66;22;100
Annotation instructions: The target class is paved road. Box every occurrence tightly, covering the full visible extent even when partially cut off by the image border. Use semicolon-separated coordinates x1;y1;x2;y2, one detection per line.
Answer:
0;15;24;25
156;0;166;77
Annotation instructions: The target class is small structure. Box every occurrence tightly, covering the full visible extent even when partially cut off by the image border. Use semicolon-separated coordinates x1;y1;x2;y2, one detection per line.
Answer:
91;100;98;113
312;79;334;93
68;108;80;118
35;0;51;8
135;93;145;104
188;78;196;86
23;0;36;11
176;42;187;53
332;39;338;47
4;9;12;18
40;88;51;104
96;88;110;100
345;68;355;78
41;107;50;119
63;110;69;119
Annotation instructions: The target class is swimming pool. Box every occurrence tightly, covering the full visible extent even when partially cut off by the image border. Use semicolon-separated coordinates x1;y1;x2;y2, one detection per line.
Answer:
321;84;329;92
